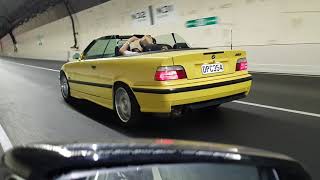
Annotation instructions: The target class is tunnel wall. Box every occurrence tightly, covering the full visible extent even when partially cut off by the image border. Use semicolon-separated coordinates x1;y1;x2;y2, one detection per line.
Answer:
0;0;319;75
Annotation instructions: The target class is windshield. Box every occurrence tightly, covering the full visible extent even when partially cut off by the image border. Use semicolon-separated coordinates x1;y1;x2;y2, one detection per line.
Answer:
56;163;263;180
154;33;190;48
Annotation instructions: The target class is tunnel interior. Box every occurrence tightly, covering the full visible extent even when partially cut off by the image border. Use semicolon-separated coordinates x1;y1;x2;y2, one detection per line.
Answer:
0;0;319;180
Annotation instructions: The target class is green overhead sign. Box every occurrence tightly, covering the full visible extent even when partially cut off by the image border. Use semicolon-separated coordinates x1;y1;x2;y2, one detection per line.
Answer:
186;16;218;28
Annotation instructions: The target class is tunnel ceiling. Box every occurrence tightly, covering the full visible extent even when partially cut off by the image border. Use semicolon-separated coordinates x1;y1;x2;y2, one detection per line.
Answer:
0;0;63;38
0;0;110;39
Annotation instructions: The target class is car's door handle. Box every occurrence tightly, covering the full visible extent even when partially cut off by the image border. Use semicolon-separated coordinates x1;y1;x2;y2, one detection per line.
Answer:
91;65;96;69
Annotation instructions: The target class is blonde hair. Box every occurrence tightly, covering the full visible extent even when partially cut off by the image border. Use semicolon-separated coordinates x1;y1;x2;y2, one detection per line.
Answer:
140;35;153;47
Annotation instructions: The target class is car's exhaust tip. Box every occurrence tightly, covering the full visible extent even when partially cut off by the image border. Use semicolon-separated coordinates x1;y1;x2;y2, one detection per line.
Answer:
171;106;184;117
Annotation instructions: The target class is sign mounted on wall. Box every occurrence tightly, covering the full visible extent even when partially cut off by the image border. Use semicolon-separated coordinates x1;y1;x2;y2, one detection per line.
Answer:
186;16;218;28
154;4;176;24
131;8;150;26
130;4;176;26
36;34;44;46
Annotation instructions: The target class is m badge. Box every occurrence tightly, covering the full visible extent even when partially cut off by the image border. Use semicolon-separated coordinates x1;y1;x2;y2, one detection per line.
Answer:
211;55;216;60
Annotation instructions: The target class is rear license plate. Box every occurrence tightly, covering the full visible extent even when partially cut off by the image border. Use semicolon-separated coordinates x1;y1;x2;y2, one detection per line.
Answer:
201;63;224;75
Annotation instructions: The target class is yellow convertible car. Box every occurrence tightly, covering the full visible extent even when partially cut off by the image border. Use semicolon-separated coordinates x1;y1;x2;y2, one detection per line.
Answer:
60;33;252;126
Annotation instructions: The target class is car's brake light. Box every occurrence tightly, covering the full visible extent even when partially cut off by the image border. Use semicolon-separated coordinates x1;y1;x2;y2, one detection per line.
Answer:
236;58;248;71
155;66;187;81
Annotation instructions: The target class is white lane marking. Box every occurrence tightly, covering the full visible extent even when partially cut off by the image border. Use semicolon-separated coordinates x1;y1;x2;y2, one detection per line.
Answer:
0;60;58;151
0;123;13;152
234;100;320;118
2;60;60;72
2;60;320;119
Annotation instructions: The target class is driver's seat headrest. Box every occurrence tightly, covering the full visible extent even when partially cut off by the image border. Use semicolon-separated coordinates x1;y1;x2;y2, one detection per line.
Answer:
143;44;162;52
173;43;189;49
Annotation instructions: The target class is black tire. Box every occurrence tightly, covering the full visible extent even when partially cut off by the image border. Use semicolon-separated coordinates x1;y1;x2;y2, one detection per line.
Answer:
113;85;141;127
60;72;73;102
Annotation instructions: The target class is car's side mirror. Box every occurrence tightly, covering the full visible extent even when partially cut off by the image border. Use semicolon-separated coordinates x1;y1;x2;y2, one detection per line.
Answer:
72;53;81;60
80;53;85;60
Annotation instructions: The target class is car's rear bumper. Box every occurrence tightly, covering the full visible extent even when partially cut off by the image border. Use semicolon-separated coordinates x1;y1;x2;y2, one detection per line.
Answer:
133;74;252;113
183;92;246;110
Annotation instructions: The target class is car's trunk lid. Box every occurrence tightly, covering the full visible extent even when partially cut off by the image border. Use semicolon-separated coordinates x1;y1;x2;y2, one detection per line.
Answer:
172;50;246;80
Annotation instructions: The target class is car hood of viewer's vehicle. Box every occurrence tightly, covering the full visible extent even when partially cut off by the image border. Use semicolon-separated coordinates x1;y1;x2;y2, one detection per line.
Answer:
3;139;305;179
6;138;293;161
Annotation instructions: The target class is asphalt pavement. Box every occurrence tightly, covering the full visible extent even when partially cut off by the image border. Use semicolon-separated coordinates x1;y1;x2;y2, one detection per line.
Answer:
0;56;319;179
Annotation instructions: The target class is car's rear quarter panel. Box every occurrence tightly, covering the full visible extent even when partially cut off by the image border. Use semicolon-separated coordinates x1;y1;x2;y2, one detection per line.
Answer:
108;56;174;87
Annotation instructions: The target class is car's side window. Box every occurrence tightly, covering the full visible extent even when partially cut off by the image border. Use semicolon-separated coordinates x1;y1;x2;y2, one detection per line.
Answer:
83;39;109;60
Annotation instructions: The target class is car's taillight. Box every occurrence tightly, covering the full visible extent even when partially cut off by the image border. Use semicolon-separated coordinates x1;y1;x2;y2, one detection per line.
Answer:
236;58;248;71
155;66;187;81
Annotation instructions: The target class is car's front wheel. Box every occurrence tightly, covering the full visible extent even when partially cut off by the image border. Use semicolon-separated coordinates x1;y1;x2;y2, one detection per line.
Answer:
114;86;141;126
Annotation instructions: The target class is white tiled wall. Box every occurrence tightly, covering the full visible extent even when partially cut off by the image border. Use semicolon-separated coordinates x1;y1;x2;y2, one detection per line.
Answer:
0;0;319;75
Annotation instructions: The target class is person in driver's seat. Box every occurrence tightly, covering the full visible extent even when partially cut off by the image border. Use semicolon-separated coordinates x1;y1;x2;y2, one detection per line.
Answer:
119;35;154;56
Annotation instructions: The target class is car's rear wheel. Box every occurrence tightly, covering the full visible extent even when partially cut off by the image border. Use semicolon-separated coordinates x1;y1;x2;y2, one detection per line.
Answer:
114;86;141;126
60;72;73;102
